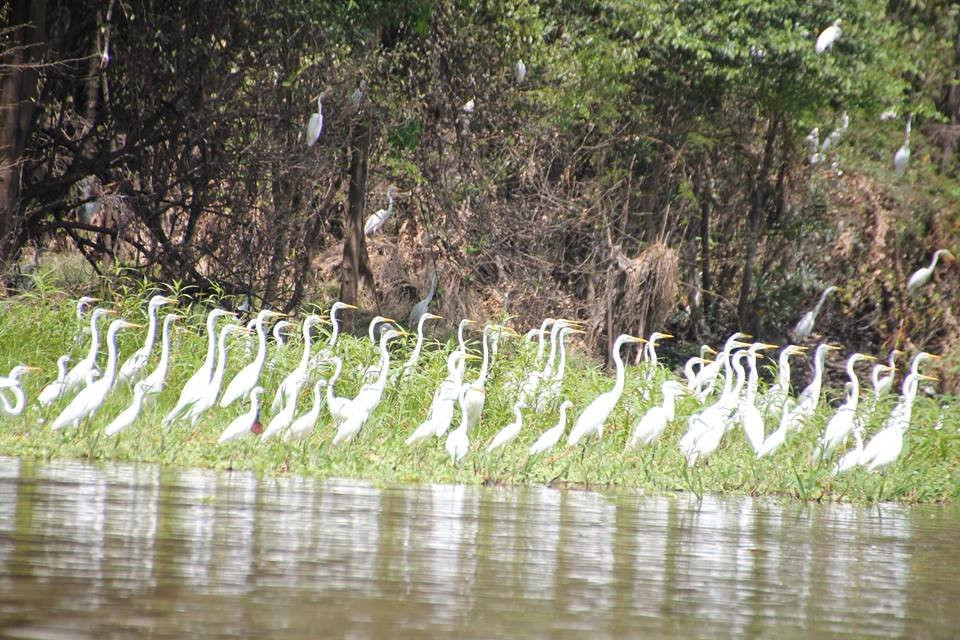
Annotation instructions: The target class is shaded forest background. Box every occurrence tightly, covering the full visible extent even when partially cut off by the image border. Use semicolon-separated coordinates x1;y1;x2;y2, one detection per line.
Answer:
1;0;959;387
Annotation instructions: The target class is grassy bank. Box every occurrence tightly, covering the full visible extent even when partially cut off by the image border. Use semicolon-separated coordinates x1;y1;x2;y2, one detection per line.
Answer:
1;286;958;505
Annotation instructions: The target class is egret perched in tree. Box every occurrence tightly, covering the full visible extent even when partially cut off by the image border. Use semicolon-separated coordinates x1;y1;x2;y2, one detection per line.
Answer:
62;307;114;390
37;356;72;406
104;381;150;436
284;379;327;443
486;402;525;453
793;285;838;340
163;308;235;425
52;319;140;430
627;381;687;449
515;59;526;84
815;353;876;459
272;314;325;413
806;127;822;164
857;372;935;472
462;98;475;113
139;313;182;396
218;387;265;443
815;19;842;53
118;295;178;383
399;312;442;381
820;112;849;152
567;334;645;446
306;96;323;147
906;249;953;294
408;271;438;328
893;115;911;177
406;351;467;444
0;366;39;415
364;185;405;236
220;309;284;408
529;400;574;455
186;323;246;426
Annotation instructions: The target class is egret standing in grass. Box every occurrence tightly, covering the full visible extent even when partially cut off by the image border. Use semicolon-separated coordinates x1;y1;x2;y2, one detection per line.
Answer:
857;372;936;472
529;400;574;455
567;334;645;446
52;319;140;430
220;309;284;408
218;387;265;443
906;249;953;294
163;308;235;425
37;356;72;406
627;381;687;449
104;381;150;436
408;271;438;328
284;379;328;443
399;312;442;381
273;314;325;413
0;366;39;415
486;402;525;453
139;313;182;396
406;351;467;444
62;307;114;390
893;116;911;177
815;353;876;459
118;295;178;383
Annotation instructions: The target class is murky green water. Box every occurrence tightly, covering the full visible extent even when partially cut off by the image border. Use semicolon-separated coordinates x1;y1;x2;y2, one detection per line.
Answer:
0;458;957;638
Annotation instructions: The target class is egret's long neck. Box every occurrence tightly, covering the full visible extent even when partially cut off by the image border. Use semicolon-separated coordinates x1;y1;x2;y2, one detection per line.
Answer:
156;318;174;373
542;325;561;375
730;357;746;400
86;316;103;362
777;353;792;390
296;322;314;372
476;330;491;386
310;384;325;418
871;365;883;399
845;360;860;400
143;305;160;351
203;314;218;372
555;335;569;380
211;330;232;388
746;353;760;402
611;340;628;398
410;317;428;361
810;351;827;397
900;379;921;429
719;350;734;398
253;320;269;366
813;290;830;316
374;339;392;388
534;324;550;363
102;327;123;388
929;251;943;270
0;386;25;414
57;359;69;382
663;390;678;421
328;311;341;347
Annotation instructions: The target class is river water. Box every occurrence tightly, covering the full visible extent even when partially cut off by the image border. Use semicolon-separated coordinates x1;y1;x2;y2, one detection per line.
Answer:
0;457;956;638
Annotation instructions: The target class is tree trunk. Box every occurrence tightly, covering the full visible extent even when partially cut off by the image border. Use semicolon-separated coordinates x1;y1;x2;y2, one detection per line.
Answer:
737;115;779;329
940;15;960;173
339;119;372;330
0;1;47;272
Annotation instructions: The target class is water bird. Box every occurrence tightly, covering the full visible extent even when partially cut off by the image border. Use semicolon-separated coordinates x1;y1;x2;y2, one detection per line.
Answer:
0;365;39;415
218;387;265;443
163;308;235;425
529;400;574;455
37;355;72;406
815;19;842;53
220;309;285;408
793;286;838;340
364;185;406;236
306;96;323;147
892;116;911;177
118;295;178;383
906;249;953;295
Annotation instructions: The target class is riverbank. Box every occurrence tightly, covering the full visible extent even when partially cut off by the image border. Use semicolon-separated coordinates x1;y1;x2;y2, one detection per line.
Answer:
1;290;957;504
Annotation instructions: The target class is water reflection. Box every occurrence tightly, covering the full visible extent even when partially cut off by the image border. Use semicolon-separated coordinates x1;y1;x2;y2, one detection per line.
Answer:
0;457;957;638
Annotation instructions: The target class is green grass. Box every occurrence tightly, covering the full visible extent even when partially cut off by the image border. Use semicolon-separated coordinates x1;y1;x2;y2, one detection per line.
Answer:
1;285;958;505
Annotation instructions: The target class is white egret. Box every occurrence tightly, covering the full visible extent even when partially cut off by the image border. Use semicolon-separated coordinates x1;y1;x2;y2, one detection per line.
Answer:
459;325;495;436
284;379;327;443
399;312;442;381
323;356;351;425
310;301;358;366
454;318;476;355
761;344;807;417
62;307;114;389
906;249;953;294
118;295;178;383
139;313;182;396
806;127;822;164
462;98;475;113
567;334;645;446
682;336;752;452
832;424;865;476
361;315;396;381
364;185;406;236
272;314;325;413
104;381;150;436
536;325;582;409
892;116;911;177
333;329;404;444
515;59;526;84
37;355;72;406
816;353;875;459
72;296;99;345
486;402;525;453
218;387;265;443
686;350;749;465
874;350;902;397
693;332;751;400
52;319;140;430
516;318;555;405
785;343;841;431
627;381;687;448
163;308;235;425
306;96;323;147
408;271;438;327
185;323;246;426
220;309;285;408
739;343;778;454
643;331;672;375
445;387;471;462
756;397;797;459
815;19;842;53
0;366;39;415
858;372;935;472
272;319;293;346
793;285;838;340
261;395;298;442
820;112;849;152
529;400;574;455
406;351;467;444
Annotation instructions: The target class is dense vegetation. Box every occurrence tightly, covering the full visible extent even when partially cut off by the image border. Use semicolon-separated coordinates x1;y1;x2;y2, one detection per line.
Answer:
1;1;959;385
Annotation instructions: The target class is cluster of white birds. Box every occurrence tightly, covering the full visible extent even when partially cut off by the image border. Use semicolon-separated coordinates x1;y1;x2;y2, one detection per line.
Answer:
0;242;951;483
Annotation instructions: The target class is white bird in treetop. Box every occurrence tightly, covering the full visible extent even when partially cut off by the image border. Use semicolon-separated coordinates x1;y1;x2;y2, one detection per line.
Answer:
815;19;842;54
515;60;526;84
907;249;953;295
893;115;911;177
